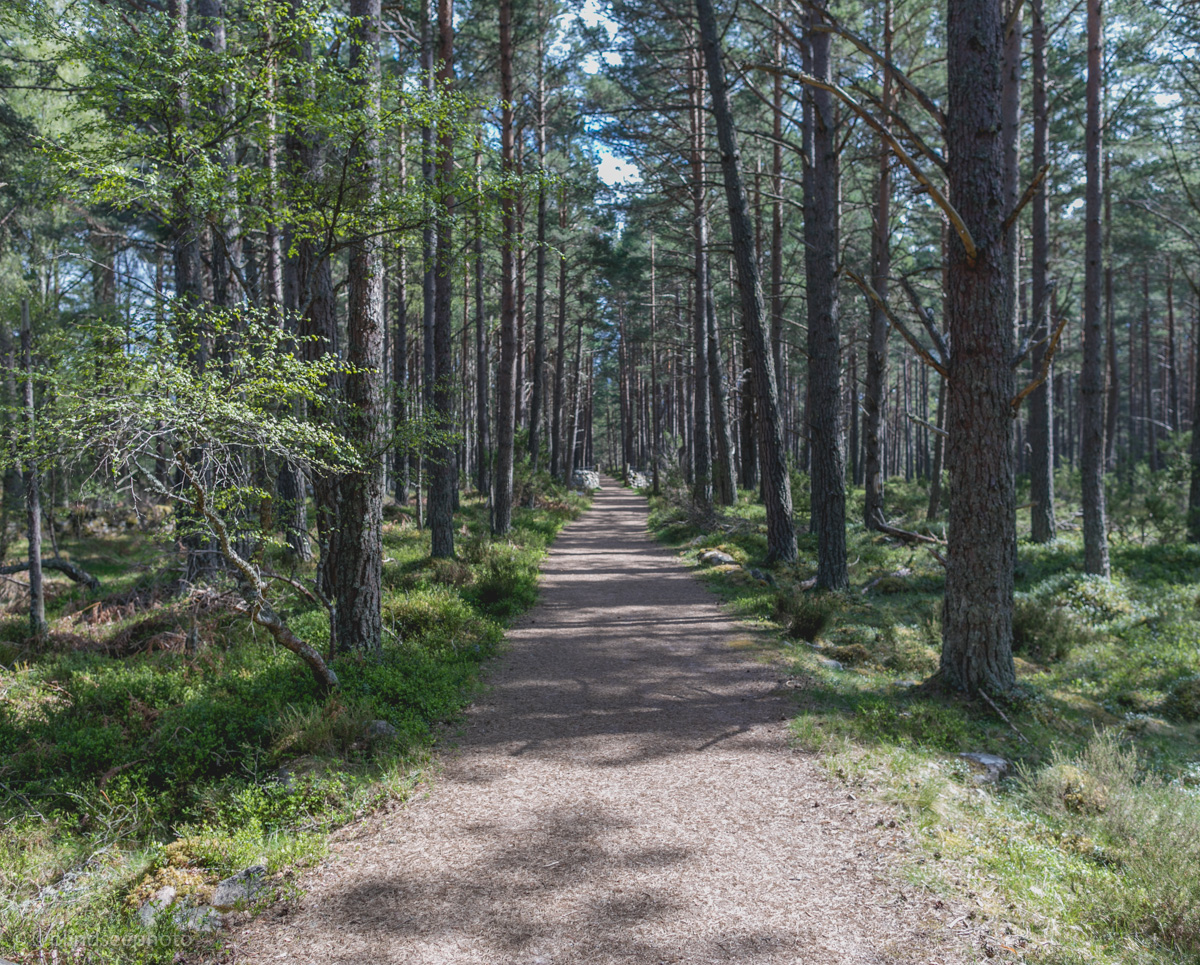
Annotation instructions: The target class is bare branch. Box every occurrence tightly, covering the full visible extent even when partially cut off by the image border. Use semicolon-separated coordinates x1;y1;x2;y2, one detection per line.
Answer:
843;266;949;377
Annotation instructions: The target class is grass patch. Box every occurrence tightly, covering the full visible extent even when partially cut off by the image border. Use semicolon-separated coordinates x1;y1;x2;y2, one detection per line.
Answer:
0;487;587;963
647;481;1200;965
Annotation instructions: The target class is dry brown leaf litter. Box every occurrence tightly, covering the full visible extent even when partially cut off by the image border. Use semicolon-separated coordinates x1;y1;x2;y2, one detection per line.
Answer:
222;480;971;964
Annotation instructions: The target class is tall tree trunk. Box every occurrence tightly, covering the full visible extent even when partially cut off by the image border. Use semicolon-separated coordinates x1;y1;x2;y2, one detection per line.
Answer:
939;0;1017;694
1167;261;1180;432
770;6;785;399
799;1;844;582
1104;151;1119;471
707;276;737;505
474;141;491;499
429;0;456;559
395;132;411;505
330;0;385;653
863;0;892;531
1029;0;1056;542
421;0;436;425
697;0;795;562
529;14;548;472
689;45;713;512
1080;0;1109;576
493;0;517;534
21;302;44;637
649;231;662;494
551;183;569;478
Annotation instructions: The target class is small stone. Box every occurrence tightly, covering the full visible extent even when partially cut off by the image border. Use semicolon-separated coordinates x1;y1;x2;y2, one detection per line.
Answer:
747;567;775;585
960;752;1009;783
210;865;267;911
363;720;398;740
699;550;736;566
817;657;844;671
137;885;177;927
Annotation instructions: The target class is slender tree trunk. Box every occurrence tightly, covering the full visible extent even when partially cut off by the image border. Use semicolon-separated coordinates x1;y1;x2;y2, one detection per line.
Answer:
1079;0;1110;576
395;133;411;505
864;0;892;531
707;278;737;505
421;0;436;421
770;7;785;399
1104;151;1119;471
474;141;491;499
493;0;517;534
799;2;845;582
689;45;713;512
649;231;662;494
1167;261;1180;432
529;15;548;471
1029;0;1056;542
429;0;456;558
696;0;796;562
551;183;569;478
20;302;44;637
939;0;1017;694
330;0;385;653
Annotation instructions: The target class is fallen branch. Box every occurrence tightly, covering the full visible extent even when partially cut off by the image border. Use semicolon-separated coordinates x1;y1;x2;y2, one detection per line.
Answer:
0;558;100;591
978;688;1031;745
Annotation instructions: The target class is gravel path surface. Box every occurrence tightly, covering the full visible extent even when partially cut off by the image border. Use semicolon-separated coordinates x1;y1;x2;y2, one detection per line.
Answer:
231;480;963;964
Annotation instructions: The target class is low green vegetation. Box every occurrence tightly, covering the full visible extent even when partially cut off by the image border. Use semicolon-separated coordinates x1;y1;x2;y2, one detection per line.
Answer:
0;486;586;964
645;473;1200;965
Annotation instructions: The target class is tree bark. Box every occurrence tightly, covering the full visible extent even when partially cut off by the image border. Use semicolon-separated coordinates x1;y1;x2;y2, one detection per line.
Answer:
474;141;491;499
330;0;385;653
939;0;1017;695
800;2;846;584
21;303;45;637
1080;0;1110;577
863;0;892;531
429;0;456;559
1029;0;1056;543
695;0;796;563
529;14;549;472
689;45;713;512
493;0;517;534
707;276;737;505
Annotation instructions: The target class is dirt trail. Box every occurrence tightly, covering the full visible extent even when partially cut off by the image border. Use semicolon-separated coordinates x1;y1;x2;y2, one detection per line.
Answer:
233;480;962;964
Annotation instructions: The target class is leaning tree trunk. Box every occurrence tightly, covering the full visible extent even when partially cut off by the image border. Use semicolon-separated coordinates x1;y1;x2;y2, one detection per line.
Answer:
493;0;518;535
330;0;385;653
800;2;846;585
1028;0;1056;543
939;0;1017;695
1080;0;1110;577
695;0;796;563
429;0;456;559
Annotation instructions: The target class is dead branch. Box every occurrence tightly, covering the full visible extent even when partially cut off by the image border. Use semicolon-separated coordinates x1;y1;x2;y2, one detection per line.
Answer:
1001;164;1050;236
844;267;949;377
750;63;976;264
1011;311;1070;411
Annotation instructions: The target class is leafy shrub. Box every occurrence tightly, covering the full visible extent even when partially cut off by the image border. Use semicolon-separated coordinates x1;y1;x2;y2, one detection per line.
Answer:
465;543;539;618
1022;732;1200;950
1165;676;1200;722
1012;596;1089;662
775;590;839;642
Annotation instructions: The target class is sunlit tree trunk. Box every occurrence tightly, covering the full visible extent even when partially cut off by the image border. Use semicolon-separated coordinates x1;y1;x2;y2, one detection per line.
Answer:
939;0;1017;695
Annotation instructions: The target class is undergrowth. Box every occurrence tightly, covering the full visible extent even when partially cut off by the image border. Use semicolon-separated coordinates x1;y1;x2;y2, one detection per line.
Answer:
0;486;586;963
645;477;1200;965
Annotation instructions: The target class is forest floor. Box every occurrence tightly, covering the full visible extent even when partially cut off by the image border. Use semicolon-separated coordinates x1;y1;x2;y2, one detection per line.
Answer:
222;478;969;965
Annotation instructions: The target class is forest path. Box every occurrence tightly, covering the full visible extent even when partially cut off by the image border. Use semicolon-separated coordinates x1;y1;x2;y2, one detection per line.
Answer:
232;480;962;964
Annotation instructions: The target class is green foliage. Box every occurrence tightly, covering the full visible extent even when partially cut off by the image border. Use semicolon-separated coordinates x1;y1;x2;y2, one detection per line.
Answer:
774;589;839;642
0;491;586;962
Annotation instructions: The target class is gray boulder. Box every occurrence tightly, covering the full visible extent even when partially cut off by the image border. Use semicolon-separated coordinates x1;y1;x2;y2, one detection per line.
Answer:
363;719;398;741
210;865;268;911
699;550;736;566
960;752;1009;784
